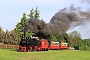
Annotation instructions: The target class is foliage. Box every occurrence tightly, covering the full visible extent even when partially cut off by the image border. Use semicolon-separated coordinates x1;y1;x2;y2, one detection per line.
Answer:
0;26;2;42
82;39;90;51
68;31;90;51
34;7;40;19
27;7;40;19
56;34;66;42
50;35;57;41
68;31;81;47
0;27;19;44
50;33;70;43
27;8;34;18
15;13;28;39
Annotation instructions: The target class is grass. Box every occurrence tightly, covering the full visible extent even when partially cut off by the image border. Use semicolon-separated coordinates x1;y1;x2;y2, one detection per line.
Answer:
0;49;90;60
0;42;3;45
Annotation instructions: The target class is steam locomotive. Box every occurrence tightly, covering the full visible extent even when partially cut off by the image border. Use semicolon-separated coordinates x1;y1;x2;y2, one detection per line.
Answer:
19;32;68;52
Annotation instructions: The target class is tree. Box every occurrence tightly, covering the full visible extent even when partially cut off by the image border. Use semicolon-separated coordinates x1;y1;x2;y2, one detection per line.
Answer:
27;8;34;18
50;33;70;42
56;34;66;42
5;30;10;44
20;13;28;27
82;39;90;51
15;13;28;38
69;30;82;48
50;35;57;41
15;7;40;42
28;7;40;19
34;7;40;19
10;30;19;44
0;26;2;42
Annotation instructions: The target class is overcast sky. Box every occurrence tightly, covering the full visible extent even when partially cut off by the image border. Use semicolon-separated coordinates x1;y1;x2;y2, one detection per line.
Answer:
0;0;90;39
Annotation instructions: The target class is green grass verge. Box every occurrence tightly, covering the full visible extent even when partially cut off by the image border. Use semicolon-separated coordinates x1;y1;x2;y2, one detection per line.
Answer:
0;49;90;60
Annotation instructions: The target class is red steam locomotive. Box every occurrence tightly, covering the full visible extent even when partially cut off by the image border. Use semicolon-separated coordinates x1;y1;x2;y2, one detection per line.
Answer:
19;35;68;52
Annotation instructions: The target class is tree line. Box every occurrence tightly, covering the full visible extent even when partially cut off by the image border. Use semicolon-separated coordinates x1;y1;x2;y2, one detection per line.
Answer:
0;7;90;51
0;7;40;45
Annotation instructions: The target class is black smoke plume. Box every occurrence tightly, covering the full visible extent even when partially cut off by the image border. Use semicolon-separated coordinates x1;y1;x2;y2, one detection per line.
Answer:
24;4;90;36
82;0;90;4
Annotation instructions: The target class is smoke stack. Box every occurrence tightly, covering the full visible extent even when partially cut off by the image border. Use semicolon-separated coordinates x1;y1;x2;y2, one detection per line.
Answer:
23;25;26;39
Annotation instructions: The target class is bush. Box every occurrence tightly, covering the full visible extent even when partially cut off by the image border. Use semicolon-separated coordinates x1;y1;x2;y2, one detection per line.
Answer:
74;45;79;50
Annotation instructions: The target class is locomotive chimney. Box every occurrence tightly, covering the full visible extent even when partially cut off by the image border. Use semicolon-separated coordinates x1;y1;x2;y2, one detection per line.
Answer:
23;25;26;39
